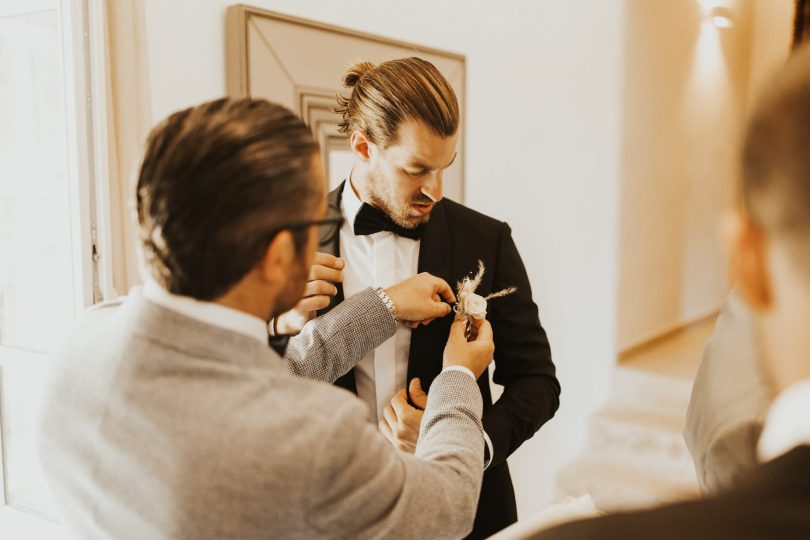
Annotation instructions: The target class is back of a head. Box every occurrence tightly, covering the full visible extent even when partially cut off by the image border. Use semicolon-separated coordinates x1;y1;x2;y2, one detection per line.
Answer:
742;44;810;274
136;98;320;300
336;57;459;146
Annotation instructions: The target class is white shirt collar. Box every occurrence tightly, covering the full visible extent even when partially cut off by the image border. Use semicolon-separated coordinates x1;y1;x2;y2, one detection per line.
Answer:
757;378;810;462
341;177;365;233
142;279;269;345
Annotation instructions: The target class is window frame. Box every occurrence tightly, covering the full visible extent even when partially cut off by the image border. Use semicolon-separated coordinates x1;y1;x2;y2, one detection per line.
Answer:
0;0;110;532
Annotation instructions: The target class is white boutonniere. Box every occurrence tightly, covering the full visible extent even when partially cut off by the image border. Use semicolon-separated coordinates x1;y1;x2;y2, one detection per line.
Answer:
454;260;516;331
461;292;489;320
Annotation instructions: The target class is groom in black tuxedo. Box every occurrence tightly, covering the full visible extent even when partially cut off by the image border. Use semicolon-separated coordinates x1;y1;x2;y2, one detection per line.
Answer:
288;57;560;539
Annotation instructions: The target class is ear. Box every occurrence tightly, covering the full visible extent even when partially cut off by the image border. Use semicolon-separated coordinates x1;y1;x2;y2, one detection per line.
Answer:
257;230;296;286
350;130;373;163
725;209;772;311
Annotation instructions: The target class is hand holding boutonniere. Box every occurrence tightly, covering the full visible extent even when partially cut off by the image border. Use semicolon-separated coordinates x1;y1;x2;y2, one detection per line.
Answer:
454;260;516;339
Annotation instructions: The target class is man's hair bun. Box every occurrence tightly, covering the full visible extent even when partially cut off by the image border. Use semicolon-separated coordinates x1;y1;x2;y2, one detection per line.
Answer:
342;61;375;88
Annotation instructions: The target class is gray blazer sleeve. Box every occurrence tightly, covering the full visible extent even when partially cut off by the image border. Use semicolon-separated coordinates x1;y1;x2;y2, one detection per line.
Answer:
282;287;396;383
306;370;485;540
684;292;771;494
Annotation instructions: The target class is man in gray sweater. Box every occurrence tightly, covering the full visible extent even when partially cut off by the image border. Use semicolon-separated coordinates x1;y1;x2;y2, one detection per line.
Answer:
38;98;494;539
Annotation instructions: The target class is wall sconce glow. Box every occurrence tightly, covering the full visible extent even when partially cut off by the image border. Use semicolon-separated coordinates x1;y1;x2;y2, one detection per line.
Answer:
709;7;734;29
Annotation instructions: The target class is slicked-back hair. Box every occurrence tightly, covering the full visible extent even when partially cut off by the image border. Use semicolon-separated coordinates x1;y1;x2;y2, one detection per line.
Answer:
742;44;810;272
136;98;320;300
336;57;459;147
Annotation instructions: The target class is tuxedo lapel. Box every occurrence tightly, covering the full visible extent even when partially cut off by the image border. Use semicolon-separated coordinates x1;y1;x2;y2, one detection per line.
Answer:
408;201;454;391
319;182;346;315
322;181;344;257
417;200;452;280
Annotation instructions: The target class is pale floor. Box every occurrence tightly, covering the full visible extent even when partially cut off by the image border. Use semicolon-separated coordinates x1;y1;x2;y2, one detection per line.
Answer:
556;316;714;509
620;316;717;380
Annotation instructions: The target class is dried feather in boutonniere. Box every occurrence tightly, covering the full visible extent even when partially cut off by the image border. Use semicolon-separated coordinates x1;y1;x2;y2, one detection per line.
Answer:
454;260;516;337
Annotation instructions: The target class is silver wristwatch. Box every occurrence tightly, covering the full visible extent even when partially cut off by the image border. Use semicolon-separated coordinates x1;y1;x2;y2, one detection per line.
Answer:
373;287;398;322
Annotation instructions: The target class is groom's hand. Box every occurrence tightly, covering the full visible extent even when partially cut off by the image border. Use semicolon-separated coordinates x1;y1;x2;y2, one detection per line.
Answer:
379;379;428;454
274;252;344;334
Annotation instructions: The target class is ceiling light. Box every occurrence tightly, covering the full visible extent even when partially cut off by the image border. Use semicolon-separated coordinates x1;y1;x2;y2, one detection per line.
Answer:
709;6;734;29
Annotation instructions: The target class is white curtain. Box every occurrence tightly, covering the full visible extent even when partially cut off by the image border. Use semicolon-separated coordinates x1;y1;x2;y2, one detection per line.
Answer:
102;0;152;294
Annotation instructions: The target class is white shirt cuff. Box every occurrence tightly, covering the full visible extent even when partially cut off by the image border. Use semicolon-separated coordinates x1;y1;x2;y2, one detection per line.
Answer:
441;365;477;381
483;430;494;470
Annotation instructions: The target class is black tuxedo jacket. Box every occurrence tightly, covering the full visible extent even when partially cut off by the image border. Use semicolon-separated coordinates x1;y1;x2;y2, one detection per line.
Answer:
532;445;810;540
319;183;560;539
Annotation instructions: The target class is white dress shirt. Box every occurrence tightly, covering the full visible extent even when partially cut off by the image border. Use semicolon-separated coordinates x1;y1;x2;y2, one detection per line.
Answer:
757;378;810;462
340;179;493;465
340;179;419;424
142;279;268;344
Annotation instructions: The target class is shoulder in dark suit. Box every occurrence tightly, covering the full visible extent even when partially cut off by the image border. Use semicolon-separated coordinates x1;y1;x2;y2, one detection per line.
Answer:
530;445;810;540
321;183;561;539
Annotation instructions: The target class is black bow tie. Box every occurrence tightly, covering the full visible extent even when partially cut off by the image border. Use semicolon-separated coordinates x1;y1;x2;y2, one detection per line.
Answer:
353;203;425;240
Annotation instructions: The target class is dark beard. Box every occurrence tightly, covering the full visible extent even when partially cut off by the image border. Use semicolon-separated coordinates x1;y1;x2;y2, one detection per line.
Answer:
366;183;433;230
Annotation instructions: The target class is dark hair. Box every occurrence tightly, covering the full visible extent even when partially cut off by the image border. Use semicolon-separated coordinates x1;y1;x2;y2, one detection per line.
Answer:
136;98;320;300
742;43;810;270
336;57;459;146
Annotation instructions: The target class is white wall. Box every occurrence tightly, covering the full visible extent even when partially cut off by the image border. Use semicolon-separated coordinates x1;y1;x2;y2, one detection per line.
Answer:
141;0;626;515
616;0;754;350
616;0;795;352
747;0;794;110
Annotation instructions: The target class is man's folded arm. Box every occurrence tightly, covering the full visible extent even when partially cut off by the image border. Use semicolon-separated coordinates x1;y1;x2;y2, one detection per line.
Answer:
305;370;485;539
282;287;396;382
